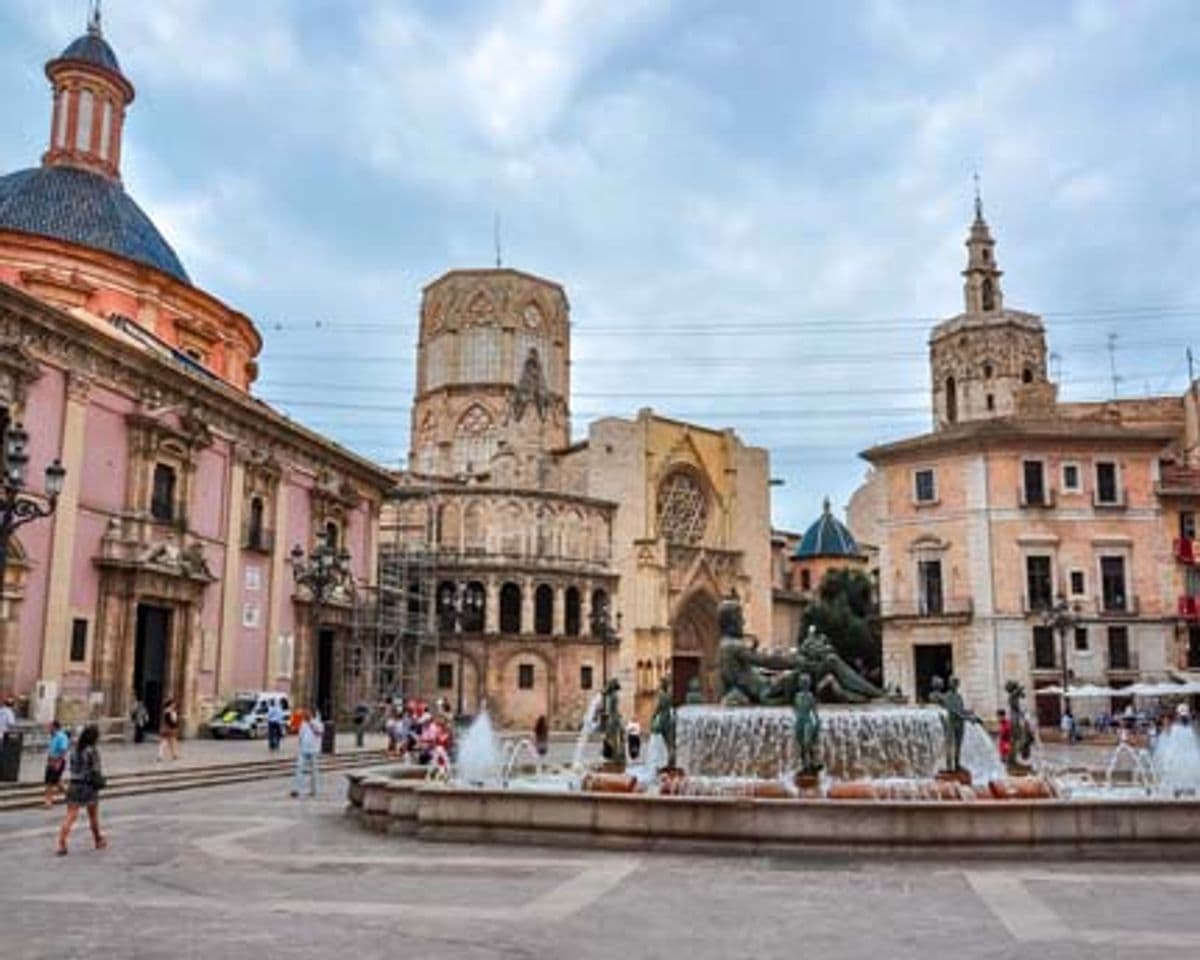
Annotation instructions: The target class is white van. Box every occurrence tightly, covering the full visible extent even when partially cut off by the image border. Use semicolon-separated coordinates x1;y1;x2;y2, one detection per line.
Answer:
208;691;291;739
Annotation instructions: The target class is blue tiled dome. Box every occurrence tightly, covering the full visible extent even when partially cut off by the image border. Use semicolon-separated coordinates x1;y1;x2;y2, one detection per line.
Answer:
58;32;123;76
0;166;189;283
795;499;861;559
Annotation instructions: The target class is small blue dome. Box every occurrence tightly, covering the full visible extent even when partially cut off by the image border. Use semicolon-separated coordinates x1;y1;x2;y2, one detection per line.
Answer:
58;32;123;76
0;166;189;283
795;498;861;559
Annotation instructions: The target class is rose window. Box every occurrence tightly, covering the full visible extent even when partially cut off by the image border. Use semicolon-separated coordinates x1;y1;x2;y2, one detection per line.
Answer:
657;472;708;544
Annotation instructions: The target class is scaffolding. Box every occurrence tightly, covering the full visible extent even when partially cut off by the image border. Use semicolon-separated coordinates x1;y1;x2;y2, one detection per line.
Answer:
346;484;440;711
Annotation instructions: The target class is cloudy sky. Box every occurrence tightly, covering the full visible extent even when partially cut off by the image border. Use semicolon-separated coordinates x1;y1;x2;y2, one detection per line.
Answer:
2;0;1198;531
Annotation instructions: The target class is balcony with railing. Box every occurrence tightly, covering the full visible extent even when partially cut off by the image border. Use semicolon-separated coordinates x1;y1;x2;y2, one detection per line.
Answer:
1097;593;1139;617
882;595;973;622
1175;537;1197;565
242;521;275;554
1018;487;1057;508
1092;486;1128;509
1158;465;1200;498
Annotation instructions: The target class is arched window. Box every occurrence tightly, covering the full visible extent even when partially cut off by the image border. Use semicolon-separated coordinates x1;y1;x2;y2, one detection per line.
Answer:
590;588;610;636
534;584;554;636
500;582;522;634
437;581;457;632
981;277;995;311
151;463;177;522
1022;367;1034;384
463;501;486;552
986;393;995;411
983;363;993;379
454;405;496;474
324;520;339;550
564;587;581;636
945;376;958;424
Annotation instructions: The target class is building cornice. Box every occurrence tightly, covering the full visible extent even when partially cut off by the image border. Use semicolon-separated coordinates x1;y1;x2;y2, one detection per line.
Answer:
0;280;393;493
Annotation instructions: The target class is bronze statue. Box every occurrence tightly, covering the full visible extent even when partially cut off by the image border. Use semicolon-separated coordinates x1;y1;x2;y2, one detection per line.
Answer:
717;594;885;705
650;675;677;770
685;676;704;704
939;676;981;772
1004;680;1034;772
600;678;626;769
792;673;822;775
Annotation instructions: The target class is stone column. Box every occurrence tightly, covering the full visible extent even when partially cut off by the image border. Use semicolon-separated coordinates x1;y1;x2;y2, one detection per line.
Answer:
264;484;290;685
521;576;534;635
40;373;90;695
552;583;565;636
485;577;500;634
217;453;246;698
581;579;593;637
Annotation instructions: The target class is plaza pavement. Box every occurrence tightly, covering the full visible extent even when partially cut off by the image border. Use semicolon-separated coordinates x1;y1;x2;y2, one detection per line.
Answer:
2;770;1199;959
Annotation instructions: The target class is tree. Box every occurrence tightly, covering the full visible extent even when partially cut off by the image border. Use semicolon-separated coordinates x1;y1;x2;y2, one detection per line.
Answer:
800;568;881;674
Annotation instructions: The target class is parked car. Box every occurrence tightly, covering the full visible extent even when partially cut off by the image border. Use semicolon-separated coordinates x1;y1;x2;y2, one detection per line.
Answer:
208;691;291;739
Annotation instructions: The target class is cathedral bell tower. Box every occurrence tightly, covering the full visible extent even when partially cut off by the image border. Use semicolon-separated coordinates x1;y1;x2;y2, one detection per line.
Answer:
929;188;1050;430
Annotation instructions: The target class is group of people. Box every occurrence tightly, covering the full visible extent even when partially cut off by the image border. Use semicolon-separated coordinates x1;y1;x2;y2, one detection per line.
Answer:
383;700;454;769
128;693;181;761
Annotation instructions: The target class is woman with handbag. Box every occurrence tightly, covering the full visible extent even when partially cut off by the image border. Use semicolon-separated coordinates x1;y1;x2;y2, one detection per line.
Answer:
56;724;107;856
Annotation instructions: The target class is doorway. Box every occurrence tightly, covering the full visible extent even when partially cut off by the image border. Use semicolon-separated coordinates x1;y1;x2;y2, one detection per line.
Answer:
913;643;952;703
134;604;173;728
671;655;701;705
317;628;335;719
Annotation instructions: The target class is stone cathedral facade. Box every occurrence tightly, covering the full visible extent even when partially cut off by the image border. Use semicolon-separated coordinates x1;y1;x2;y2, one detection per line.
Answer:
383;268;772;729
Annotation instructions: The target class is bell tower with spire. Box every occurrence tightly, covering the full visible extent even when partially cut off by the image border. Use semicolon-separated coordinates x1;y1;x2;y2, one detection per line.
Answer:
41;1;135;182
929;184;1050;430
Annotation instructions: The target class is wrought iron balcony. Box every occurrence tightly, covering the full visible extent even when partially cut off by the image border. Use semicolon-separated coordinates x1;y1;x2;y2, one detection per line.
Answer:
242;522;275;554
1092;486;1128;509
1097;593;1139;617
1018;487;1056;508
882;596;973;621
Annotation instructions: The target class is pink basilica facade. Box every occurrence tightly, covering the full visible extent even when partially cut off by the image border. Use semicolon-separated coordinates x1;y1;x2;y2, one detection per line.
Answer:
0;17;391;730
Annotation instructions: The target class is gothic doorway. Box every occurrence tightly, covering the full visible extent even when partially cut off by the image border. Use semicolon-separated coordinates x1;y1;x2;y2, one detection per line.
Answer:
671;590;719;702
134;604;173;728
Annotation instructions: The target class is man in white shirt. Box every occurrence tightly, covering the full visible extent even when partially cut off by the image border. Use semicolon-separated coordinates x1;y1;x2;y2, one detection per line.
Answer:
0;697;16;738
291;710;324;798
266;700;285;752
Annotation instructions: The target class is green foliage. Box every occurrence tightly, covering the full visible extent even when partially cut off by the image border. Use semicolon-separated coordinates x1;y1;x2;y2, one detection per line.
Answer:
800;568;881;671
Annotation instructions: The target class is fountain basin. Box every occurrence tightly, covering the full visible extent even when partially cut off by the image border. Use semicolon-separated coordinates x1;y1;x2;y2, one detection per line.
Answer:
677;703;1003;782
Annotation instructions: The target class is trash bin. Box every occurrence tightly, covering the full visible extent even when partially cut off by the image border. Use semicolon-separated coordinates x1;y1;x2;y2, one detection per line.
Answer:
321;719;336;756
0;731;23;782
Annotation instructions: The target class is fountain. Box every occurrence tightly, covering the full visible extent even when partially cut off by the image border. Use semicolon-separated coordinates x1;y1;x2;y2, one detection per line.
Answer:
346;596;1200;856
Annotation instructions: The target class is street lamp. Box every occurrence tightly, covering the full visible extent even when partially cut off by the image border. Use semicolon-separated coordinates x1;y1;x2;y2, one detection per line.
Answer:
1043;596;1078;725
590;595;621;693
290;532;353;754
1;422;66;609
439;582;482;723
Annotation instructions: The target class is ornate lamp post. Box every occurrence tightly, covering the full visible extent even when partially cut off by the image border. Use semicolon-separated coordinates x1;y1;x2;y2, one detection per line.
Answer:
290;533;352;754
439;582;482;723
589;595;621;693
1043;596;1078;725
1;422;66;614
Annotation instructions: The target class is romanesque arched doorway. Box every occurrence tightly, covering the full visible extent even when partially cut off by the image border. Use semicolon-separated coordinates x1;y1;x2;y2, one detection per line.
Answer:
671;590;719;704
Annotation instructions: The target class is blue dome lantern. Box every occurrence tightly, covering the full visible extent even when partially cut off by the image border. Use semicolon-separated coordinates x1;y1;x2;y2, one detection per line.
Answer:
794;498;862;560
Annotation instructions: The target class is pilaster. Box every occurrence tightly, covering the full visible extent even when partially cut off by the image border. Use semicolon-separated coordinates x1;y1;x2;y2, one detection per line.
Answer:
217;455;246;696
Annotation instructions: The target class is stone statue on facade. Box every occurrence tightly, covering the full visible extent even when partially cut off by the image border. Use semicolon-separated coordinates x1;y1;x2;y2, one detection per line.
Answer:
650;674;677;771
792;673;822;777
600;678;626;770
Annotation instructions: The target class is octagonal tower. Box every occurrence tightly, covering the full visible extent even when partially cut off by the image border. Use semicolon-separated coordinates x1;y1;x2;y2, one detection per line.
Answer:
409;268;572;483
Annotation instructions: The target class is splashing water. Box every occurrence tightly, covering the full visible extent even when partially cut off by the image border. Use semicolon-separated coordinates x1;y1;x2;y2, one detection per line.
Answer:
676;704;1004;783
455;709;500;786
571;693;603;772
1153;722;1200;797
500;738;544;784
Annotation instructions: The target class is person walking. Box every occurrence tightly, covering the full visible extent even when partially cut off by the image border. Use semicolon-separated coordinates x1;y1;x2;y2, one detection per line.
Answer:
157;698;180;761
0;696;15;737
130;691;149;744
353;701;369;749
43;721;70;807
291;710;323;798
266;699;285;752
56;724;107;855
